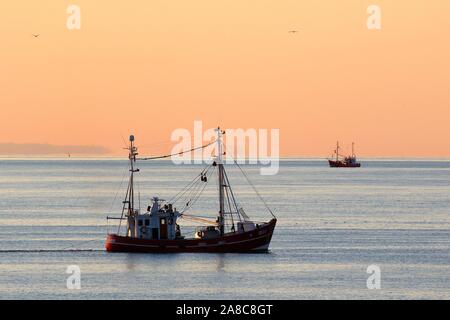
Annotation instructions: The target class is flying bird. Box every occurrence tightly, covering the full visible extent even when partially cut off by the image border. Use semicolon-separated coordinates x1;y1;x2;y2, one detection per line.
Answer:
32;34;39;38
288;30;299;34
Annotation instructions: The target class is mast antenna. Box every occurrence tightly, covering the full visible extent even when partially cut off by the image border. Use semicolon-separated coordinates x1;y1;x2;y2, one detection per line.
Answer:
336;141;339;161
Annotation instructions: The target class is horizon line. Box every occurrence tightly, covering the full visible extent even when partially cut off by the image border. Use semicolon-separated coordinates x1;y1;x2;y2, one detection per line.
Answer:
1;155;450;161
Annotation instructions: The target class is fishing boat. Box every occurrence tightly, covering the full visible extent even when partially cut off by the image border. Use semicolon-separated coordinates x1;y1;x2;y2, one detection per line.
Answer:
328;141;361;168
105;128;277;253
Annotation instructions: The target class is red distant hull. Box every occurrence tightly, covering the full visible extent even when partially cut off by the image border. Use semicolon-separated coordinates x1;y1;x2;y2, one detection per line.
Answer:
105;219;277;253
328;160;361;168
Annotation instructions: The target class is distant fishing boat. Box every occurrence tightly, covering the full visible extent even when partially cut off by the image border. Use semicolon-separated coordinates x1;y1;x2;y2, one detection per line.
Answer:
328;142;361;168
105;128;277;253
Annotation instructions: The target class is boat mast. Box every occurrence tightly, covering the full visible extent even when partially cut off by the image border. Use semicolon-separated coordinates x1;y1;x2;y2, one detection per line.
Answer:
336;141;339;161
216;127;225;235
352;142;355;157
126;135;139;227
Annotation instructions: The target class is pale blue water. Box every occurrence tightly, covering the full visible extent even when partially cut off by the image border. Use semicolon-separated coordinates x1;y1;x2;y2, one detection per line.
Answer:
0;159;449;299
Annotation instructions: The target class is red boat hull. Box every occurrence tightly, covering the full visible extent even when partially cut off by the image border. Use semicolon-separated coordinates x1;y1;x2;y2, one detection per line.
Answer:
105;219;277;253
328;160;361;168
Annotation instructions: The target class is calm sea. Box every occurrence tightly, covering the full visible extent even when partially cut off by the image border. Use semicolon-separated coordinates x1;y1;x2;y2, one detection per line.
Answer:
0;159;449;299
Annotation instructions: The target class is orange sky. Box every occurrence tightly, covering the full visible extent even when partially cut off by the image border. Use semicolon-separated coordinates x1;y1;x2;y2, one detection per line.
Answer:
1;1;449;157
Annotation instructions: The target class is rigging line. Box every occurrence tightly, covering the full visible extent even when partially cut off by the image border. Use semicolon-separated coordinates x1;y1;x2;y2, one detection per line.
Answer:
118;178;131;234
170;173;202;205
179;167;208;202
137;176;141;212
182;165;216;213
189;165;215;207
223;182;236;229
179;215;217;225
106;162;130;234
169;176;200;204
235;161;276;219
120;134;128;149
137;139;216;161
222;144;277;219
107;162;131;215
181;213;216;219
168;165;211;203
184;179;203;206
168;163;212;204
182;167;216;212
222;168;243;222
187;165;213;201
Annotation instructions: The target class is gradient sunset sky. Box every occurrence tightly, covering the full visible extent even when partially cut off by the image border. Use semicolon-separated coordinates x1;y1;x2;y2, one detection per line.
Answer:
1;1;449;157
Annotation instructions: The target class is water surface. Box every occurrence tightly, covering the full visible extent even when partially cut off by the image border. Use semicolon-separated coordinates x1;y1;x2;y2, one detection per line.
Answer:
0;159;449;299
